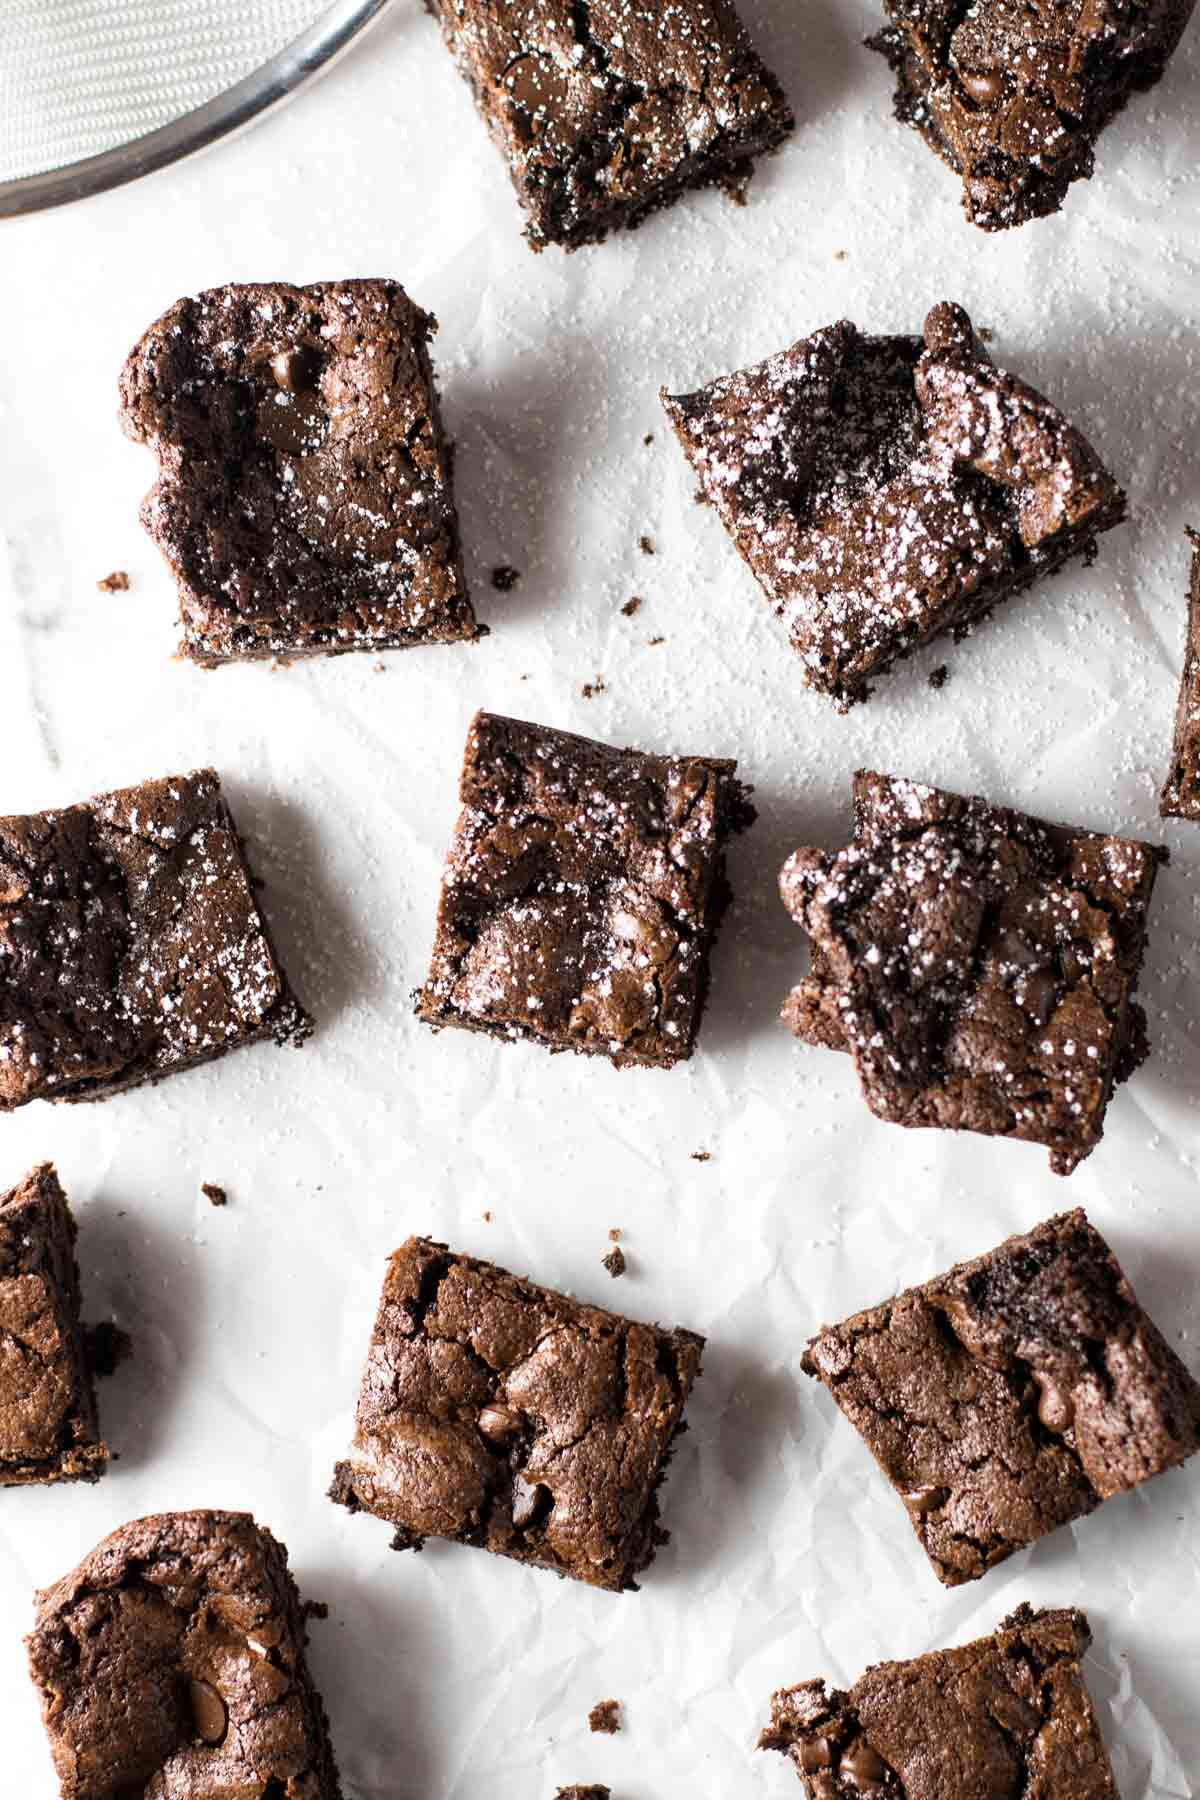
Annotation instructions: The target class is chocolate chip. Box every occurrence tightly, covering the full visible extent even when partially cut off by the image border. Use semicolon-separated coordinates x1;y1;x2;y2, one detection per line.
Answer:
903;1483;949;1514
842;1737;890;1787
477;1403;522;1445
511;1474;553;1529
958;67;1004;106
270;346;320;392
189;1677;227;1745
1035;1375;1076;1433
799;1735;835;1771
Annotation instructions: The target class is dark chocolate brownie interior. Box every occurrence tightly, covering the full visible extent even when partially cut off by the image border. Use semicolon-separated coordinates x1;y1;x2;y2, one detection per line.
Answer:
119;279;482;665
869;0;1198;231
760;1604;1119;1797
803;1209;1200;1585
0;1164;107;1487
26;1510;343;1800
329;1235;703;1592
427;0;793;250
781;770;1163;1173
662;303;1125;706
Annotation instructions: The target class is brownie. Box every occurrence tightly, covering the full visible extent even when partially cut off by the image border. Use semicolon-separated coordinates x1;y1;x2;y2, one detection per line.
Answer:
868;0;1197;232
661;302;1125;707
780;770;1163;1174
329;1236;703;1592
426;0;793;251
26;1510;342;1799
0;767;309;1109
119;279;483;665
760;1603;1119;1797
416;710;754;1068
0;1164;107;1487
803;1210;1200;1587
557;1789;611;1799
1159;529;1200;821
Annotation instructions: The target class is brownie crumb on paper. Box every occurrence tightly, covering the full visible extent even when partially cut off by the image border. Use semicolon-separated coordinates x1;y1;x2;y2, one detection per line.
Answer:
588;1699;622;1734
602;1247;627;1279
96;570;130;593
491;565;521;592
201;1183;228;1208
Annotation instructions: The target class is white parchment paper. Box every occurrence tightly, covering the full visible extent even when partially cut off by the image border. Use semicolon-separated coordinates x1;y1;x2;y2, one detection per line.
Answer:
1;2;1198;1793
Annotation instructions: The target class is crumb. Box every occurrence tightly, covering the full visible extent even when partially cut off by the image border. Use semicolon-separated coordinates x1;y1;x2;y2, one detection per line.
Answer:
643;432;654;446
581;676;606;699
96;570;130;593
520;673;530;680
833;249;848;261
602;1247;627;1279
374;662;387;673
638;535;655;556
302;1599;330;1623
718;168;749;206
979;326;995;342
483;1210;493;1223
86;1321;133;1378
608;1227;622;1242
647;636;666;646
491;565;521;591
691;1150;712;1163
201;1182;227;1207
928;664;950;690
693;487;708;506
621;596;642;617
589;1700;622;1734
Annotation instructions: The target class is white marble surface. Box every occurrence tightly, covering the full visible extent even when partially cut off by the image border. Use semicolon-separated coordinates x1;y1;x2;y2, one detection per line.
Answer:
1;3;1199;1795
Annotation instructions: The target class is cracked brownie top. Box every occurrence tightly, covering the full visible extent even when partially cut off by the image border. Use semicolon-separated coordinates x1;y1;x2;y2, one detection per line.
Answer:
802;1210;1200;1587
26;1510;342;1800
417;710;754;1068
0;1163;107;1488
780;770;1163;1174
119;279;482;665
0;768;309;1109
427;0;793;250
662;303;1125;706
760;1603;1120;1798
869;0;1197;231
329;1236;704;1592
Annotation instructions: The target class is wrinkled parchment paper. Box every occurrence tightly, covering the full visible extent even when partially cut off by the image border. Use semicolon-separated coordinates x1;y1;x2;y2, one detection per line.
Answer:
1;2;1198;1793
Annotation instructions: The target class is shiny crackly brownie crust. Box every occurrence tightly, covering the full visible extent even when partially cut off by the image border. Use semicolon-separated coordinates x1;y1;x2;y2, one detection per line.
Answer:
426;0;793;251
780;770;1163;1174
803;1209;1200;1586
662;302;1125;707
868;0;1197;231
416;710;754;1068
1159;529;1200;821
0;768;309;1109
0;1164;107;1488
329;1236;703;1592
119;279;483;665
760;1604;1119;1798
26;1510;342;1800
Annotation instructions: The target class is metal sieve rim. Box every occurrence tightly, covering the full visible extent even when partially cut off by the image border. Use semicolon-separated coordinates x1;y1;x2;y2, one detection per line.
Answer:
0;0;394;221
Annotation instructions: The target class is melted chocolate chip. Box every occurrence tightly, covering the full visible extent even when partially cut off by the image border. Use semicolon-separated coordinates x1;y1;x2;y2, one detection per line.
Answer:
189;1677;228;1746
270;345;320;392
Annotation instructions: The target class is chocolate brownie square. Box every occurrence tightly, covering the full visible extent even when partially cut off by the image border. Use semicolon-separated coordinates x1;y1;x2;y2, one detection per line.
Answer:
329;1236;703;1592
0;768;309;1109
661;302;1125;707
780;770;1163;1173
868;0;1197;232
1159;529;1200;821
427;0;793;251
26;1511;342;1799
760;1604;1119;1797
0;1164;107;1488
119;279;483;665
416;710;754;1067
803;1210;1200;1587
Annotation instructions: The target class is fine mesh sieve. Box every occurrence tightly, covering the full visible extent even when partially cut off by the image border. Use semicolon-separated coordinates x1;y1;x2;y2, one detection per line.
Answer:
0;0;392;217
